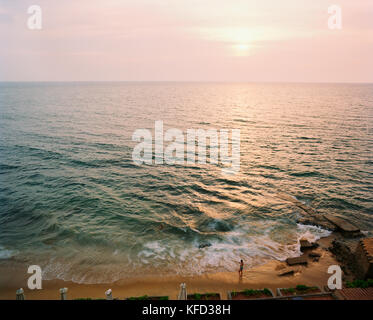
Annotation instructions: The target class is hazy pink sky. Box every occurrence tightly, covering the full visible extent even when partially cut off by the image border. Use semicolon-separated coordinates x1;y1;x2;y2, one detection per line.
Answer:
1;0;372;82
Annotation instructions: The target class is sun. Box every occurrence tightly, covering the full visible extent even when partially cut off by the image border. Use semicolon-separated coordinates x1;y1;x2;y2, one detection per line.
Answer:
233;43;250;56
236;43;250;51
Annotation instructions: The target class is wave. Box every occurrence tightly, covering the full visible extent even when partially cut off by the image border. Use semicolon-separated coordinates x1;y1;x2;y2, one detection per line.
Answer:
36;222;332;284
0;246;17;259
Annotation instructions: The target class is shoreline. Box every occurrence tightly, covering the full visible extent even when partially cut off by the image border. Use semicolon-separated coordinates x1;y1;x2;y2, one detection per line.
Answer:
0;236;339;300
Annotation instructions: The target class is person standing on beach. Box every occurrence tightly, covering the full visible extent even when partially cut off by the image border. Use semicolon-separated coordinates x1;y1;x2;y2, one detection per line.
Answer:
239;259;244;277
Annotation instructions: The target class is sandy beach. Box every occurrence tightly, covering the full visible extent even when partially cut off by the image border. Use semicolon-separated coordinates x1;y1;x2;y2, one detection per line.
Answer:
0;236;339;300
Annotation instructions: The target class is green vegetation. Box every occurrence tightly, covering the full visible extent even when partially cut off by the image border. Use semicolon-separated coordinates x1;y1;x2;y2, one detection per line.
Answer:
282;285;319;295
243;289;258;296
263;288;272;296
126;295;169;300
282;288;296;294
296;285;309;291
74;298;105;300
346;279;373;288
189;293;219;300
127;295;149;300
296;285;318;291
232;288;272;297
205;292;219;297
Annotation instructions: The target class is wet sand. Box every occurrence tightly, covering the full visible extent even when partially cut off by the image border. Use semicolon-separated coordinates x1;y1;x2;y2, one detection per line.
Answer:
0;237;338;300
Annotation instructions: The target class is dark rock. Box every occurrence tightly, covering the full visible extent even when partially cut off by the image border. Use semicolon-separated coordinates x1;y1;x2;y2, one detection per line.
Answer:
198;243;211;249
354;238;373;279
329;239;359;277
324;215;361;237
297;216;335;231
277;268;295;276
286;255;308;266
329;240;354;263
300;239;319;251
309;252;321;258
313;257;320;262
276;192;336;230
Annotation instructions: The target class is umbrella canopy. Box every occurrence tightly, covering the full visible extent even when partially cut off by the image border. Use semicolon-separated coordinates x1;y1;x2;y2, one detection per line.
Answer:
178;283;187;300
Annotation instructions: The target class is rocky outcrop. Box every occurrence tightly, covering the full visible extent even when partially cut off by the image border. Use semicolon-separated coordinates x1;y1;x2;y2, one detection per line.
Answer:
286;255;308;266
329;239;359;277
300;239;319;252
354;238;373;279
324;215;361;238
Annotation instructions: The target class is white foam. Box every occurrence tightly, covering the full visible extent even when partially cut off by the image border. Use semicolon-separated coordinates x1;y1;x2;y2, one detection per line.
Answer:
28;222;334;283
0;246;16;259
130;221;334;277
296;223;332;242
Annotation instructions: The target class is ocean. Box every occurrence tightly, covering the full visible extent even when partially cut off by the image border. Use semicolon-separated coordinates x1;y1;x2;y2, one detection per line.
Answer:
0;82;372;283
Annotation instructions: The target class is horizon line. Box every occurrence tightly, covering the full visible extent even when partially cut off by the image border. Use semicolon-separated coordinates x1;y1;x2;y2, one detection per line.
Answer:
1;80;373;84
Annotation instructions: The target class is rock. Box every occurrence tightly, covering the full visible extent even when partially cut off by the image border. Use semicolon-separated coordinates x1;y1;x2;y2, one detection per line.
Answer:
198;243;211;249
286;255;308;266
313;257;320;262
296;216;336;231
277;268;295;276
309;252;321;258
324;215;361;237
329;240;353;262
276;193;337;231
329;239;358;276
300;239;319;251
300;239;312;249
354;238;373;279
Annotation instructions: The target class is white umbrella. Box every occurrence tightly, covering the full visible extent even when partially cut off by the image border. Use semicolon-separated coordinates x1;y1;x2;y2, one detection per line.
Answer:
105;289;113;300
60;287;68;300
178;283;187;300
